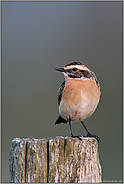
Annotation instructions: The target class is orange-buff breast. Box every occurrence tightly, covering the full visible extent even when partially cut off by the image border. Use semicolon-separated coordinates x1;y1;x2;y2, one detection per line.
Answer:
59;79;101;121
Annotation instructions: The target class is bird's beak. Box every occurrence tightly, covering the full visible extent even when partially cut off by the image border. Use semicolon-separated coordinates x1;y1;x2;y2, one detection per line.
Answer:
55;68;65;72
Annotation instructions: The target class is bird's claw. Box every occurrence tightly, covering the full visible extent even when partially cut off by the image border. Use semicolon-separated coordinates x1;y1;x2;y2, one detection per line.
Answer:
84;133;100;142
71;133;100;142
71;134;83;141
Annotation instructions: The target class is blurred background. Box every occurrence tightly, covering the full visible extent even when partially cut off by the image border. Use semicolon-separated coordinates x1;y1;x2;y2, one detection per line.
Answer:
1;1;122;182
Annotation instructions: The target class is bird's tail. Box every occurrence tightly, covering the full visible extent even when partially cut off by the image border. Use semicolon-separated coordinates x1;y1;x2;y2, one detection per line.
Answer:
55;115;67;125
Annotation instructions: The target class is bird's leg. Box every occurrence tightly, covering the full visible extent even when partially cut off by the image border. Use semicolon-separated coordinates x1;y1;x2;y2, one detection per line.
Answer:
68;121;82;140
80;121;100;142
68;121;73;137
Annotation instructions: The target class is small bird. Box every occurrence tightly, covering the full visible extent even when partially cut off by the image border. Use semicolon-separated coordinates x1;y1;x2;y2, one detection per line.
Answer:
55;61;101;142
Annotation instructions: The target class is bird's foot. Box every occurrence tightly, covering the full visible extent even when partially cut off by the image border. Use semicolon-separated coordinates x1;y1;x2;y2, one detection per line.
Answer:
83;132;100;142
70;133;100;142
71;134;83;141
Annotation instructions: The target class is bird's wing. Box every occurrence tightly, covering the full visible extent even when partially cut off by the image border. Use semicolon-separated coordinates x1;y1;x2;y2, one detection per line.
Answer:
55;81;67;125
58;81;65;105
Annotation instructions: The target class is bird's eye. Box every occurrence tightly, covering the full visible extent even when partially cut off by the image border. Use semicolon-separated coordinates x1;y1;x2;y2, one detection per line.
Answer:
72;68;78;72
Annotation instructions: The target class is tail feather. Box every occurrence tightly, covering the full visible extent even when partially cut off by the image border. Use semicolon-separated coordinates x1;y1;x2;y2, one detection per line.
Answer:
55;115;67;125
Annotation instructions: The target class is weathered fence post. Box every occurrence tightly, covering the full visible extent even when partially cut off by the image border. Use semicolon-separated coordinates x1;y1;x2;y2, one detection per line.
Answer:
9;136;102;183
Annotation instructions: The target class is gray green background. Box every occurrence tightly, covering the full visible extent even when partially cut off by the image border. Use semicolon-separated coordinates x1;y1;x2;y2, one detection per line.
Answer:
2;1;122;182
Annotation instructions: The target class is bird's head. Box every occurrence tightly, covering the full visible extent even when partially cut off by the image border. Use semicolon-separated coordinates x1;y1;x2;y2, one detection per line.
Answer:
55;61;97;81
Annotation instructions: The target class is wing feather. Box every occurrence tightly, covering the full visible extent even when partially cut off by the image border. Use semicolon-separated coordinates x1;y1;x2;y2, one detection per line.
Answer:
58;81;65;105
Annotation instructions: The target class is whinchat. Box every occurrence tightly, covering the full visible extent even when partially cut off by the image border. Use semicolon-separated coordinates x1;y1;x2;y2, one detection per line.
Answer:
55;61;101;142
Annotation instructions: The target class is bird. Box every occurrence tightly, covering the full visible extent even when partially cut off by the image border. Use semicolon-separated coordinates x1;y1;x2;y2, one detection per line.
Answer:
55;61;101;142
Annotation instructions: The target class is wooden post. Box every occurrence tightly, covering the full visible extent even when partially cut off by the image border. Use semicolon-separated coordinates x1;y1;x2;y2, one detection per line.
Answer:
9;136;102;183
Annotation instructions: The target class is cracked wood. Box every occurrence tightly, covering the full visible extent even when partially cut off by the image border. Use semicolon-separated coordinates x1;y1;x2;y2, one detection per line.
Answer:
9;136;102;183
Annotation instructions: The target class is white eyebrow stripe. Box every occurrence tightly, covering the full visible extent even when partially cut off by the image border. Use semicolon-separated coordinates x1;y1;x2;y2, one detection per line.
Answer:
65;65;89;70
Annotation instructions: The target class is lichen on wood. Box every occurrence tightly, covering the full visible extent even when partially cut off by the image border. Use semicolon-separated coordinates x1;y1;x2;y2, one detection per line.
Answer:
9;136;101;183
26;138;48;183
48;136;65;183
